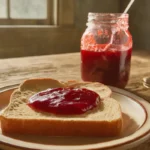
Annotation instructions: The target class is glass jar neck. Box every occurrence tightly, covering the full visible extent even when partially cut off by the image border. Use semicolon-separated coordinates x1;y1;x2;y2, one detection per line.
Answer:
87;13;129;30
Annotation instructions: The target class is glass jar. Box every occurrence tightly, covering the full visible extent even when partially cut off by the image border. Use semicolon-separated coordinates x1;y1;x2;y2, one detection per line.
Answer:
81;13;133;88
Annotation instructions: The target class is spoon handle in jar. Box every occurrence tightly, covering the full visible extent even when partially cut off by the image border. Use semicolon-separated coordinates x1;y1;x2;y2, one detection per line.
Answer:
123;0;135;14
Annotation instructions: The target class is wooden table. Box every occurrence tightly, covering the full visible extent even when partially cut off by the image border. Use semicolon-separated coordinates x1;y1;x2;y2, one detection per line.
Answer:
0;51;150;150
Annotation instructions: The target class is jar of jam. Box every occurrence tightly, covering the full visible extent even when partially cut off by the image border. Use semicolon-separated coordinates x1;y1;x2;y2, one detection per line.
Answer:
81;13;133;88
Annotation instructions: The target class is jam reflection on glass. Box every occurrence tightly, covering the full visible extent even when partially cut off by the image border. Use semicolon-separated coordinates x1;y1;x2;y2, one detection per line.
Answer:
28;88;100;115
81;47;132;88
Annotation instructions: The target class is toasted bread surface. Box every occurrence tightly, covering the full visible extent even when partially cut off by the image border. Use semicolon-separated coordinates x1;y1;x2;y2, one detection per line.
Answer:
0;78;122;137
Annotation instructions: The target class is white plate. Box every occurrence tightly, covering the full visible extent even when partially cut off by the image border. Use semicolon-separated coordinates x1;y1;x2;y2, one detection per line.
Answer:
0;84;150;150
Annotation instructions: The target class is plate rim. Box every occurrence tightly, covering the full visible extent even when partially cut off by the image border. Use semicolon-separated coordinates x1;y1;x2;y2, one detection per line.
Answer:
110;86;148;131
0;84;150;150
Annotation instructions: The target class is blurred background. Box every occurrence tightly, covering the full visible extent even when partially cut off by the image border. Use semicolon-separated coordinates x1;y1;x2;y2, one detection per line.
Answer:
0;0;149;58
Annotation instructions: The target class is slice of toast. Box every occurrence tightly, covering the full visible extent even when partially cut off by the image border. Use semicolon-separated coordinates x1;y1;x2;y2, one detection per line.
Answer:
0;78;122;137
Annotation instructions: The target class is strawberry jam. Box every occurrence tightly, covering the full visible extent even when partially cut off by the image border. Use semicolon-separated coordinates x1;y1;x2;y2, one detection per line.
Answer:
28;88;100;115
81;13;133;88
81;48;132;88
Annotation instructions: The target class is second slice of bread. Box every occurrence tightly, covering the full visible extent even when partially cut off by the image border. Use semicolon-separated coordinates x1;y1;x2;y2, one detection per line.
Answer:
0;78;122;137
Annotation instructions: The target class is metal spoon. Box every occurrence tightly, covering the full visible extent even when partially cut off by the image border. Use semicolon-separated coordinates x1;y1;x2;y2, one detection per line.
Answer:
143;77;150;88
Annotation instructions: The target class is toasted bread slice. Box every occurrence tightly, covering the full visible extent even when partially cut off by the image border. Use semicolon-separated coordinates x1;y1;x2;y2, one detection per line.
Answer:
65;80;112;100
0;78;122;137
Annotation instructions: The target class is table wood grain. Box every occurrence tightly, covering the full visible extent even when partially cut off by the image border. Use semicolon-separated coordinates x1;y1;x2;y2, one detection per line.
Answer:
0;51;150;150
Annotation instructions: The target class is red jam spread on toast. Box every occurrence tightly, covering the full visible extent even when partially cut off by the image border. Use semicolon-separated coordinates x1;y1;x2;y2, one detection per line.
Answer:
28;88;100;115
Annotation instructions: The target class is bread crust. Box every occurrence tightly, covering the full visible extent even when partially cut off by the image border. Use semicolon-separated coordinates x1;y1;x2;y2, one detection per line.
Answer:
19;78;65;91
0;117;122;137
0;78;122;137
